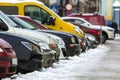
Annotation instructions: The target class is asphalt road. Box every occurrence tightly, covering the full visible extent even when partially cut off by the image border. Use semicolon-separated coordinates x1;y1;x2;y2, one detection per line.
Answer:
75;38;120;80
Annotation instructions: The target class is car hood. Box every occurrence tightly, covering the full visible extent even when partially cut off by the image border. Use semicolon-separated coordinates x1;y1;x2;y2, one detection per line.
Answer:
14;28;50;43
42;32;65;46
0;38;12;48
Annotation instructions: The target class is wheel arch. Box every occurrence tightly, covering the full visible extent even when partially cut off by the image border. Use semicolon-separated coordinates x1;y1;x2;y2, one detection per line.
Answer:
102;31;108;39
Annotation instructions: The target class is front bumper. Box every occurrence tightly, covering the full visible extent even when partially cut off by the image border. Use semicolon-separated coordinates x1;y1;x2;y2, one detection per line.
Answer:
107;30;115;39
42;50;56;68
66;44;81;57
18;54;42;73
0;57;17;78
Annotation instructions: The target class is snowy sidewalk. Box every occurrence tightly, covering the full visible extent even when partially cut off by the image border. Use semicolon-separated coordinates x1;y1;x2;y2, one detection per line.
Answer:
2;36;120;80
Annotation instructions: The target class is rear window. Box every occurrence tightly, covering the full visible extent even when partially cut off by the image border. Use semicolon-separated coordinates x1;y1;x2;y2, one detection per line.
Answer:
0;6;18;15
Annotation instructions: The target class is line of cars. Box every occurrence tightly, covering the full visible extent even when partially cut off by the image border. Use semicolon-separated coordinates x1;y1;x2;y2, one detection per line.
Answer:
0;10;100;78
0;0;114;79
61;17;115;43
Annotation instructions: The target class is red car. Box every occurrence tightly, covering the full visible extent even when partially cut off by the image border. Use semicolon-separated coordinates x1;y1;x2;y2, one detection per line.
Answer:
16;16;48;30
0;38;17;78
69;22;100;43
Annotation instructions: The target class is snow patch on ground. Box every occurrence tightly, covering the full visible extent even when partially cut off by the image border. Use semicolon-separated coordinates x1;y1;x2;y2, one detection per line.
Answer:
2;45;109;80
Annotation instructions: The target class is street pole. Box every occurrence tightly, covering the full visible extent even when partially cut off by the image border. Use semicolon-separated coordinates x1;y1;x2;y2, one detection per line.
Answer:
100;0;103;44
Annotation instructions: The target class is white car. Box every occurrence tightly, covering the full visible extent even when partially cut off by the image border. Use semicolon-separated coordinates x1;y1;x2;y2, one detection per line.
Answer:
62;17;115;43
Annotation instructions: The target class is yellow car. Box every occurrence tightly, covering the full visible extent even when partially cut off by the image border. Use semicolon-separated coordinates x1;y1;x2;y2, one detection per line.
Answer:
0;0;85;38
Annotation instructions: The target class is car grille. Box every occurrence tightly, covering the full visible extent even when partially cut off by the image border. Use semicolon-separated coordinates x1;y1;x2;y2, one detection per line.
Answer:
9;66;16;73
0;67;5;73
0;66;16;73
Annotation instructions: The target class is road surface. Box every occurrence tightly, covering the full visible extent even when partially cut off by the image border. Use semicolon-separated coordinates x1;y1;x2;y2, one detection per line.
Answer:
75;38;120;80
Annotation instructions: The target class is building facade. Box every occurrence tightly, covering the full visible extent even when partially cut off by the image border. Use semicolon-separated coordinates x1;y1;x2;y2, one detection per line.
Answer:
38;0;120;29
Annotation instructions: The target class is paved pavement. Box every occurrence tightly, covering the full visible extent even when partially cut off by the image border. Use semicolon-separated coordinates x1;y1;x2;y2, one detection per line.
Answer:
75;38;120;80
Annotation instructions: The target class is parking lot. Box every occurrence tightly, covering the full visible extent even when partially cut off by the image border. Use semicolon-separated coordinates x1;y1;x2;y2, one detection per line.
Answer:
0;1;119;79
2;37;120;80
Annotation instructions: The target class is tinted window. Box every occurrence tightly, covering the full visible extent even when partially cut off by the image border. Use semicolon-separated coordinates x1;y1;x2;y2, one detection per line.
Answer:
63;19;74;22
0;6;18;15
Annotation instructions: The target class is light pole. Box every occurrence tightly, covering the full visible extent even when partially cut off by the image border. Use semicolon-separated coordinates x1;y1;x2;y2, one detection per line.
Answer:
99;0;103;44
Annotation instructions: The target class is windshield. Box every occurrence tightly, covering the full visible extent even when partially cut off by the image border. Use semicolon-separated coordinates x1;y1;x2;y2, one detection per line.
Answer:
0;11;18;27
20;17;47;29
43;5;61;19
9;16;38;30
80;19;93;26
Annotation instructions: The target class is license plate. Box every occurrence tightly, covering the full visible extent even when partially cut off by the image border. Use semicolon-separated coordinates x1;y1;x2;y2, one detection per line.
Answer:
12;58;18;65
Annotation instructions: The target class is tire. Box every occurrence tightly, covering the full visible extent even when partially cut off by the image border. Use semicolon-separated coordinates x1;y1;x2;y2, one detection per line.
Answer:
101;33;107;43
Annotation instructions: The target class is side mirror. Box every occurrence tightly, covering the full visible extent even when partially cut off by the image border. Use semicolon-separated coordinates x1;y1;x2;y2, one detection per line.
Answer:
0;21;8;31
46;16;55;25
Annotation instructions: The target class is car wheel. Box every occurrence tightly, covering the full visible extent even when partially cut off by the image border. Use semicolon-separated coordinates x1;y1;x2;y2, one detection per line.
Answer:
101;33;107;43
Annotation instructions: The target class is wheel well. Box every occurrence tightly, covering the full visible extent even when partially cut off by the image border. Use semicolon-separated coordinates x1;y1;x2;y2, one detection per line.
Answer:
102;31;108;39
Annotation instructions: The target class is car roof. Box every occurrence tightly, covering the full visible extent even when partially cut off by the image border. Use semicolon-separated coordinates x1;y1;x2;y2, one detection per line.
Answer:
0;0;44;5
61;17;84;20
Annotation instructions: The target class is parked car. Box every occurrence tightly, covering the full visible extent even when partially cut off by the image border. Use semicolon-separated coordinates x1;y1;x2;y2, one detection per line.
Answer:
85;33;98;49
0;1;85;39
18;34;56;68
61;17;115;43
8;15;66;61
0;10;59;62
0;38;17;78
40;30;82;56
68;13;106;26
61;20;100;43
0;32;56;73
0;32;42;73
18;15;87;53
11;15;82;57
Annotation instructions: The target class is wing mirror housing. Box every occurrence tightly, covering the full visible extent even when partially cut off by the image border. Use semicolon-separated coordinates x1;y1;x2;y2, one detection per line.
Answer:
46;16;55;25
0;19;8;31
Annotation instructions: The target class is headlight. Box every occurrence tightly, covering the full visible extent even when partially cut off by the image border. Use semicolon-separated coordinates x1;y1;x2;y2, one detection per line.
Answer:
78;38;82;42
21;41;41;54
39;43;50;51
71;37;76;43
85;34;96;41
48;37;57;48
74;26;83;34
107;29;114;31
87;36;95;41
56;38;65;45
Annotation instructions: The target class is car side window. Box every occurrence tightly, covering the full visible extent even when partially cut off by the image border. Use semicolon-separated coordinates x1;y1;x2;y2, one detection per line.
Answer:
64;19;74;22
24;6;51;24
74;19;84;24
